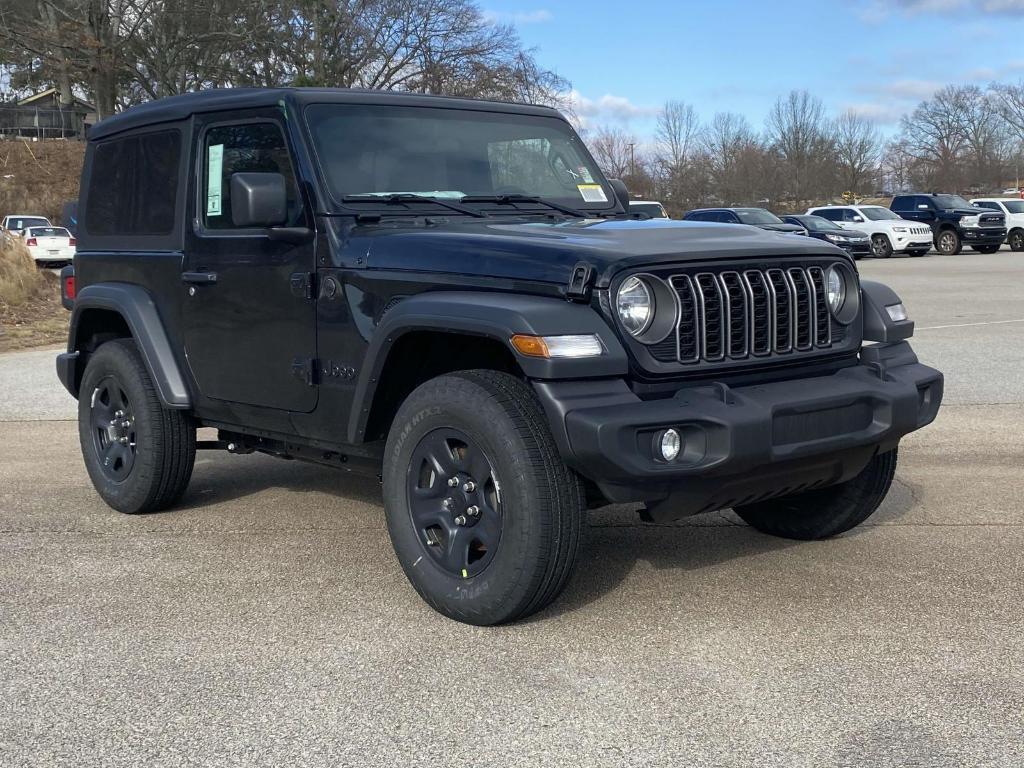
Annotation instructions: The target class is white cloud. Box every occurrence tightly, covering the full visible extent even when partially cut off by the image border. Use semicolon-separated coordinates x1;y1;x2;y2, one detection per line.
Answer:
563;90;659;127
859;0;1024;21
481;9;553;25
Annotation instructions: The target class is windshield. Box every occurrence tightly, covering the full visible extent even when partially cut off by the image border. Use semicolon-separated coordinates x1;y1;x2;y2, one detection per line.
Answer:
7;217;49;230
629;203;668;218
735;208;783;225
861;207;900;221
27;227;70;238
1001;200;1024;214
799;216;836;231
934;195;973;209
305;104;613;212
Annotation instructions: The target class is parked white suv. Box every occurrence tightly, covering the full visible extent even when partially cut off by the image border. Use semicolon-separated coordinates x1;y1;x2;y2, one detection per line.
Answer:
970;198;1024;251
805;205;933;257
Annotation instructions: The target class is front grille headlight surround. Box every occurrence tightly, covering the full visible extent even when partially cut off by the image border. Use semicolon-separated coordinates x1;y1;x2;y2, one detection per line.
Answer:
825;261;859;325
615;273;678;344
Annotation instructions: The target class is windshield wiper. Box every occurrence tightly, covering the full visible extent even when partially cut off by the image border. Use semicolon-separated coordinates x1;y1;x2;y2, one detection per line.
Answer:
460;194;591;218
341;193;489;218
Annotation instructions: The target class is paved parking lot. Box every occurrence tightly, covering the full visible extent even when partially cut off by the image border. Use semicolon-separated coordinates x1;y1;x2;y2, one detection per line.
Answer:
2;250;1023;767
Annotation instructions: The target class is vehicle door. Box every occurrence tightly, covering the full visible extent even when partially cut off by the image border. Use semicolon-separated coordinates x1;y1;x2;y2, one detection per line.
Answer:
181;113;318;413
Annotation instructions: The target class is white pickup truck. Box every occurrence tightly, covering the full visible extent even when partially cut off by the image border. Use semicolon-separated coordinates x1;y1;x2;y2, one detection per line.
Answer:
970;198;1024;251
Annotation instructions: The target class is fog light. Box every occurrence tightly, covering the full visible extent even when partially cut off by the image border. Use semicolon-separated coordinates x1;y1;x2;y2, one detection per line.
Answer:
657;429;681;462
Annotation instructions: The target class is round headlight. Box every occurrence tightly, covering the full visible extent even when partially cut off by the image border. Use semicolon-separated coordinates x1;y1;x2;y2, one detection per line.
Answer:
616;276;654;336
826;265;847;314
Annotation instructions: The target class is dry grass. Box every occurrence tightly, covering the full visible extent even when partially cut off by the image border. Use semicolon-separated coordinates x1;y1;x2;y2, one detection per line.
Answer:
0;239;68;352
0;138;85;223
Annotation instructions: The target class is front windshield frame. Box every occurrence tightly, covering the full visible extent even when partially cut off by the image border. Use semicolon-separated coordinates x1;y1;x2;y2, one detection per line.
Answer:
303;102;617;216
860;206;900;221
735;208;783;225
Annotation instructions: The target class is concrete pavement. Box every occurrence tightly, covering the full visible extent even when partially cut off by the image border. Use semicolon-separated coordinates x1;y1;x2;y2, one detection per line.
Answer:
1;252;1023;767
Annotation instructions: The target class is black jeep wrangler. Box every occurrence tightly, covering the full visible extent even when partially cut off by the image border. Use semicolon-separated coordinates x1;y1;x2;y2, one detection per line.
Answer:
57;89;943;625
890;193;1006;255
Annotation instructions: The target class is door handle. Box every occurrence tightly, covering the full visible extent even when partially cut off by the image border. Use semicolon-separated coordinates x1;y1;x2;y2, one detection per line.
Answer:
182;271;218;285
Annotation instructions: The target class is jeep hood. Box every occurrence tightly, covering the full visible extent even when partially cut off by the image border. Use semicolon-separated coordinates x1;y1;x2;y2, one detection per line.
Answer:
336;217;843;287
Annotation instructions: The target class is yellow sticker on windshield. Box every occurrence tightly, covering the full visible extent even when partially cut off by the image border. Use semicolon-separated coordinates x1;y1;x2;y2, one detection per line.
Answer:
578;184;608;203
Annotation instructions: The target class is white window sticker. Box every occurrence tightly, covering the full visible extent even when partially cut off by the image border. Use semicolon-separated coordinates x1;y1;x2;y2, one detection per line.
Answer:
206;143;224;216
577;184;608;203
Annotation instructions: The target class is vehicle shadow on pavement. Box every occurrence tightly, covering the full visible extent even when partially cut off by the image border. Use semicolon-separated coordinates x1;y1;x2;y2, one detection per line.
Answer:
536;477;917;621
178;452;384;512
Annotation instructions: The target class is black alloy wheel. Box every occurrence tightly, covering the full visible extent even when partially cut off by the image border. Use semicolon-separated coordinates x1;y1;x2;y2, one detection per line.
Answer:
407;427;503;579
89;376;137;482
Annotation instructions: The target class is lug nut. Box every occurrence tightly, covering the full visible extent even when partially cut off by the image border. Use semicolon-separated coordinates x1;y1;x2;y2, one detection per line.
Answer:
447;477;459;487
466;505;480;517
443;498;454;510
119;436;129;445
462;481;476;493
454;515;467;526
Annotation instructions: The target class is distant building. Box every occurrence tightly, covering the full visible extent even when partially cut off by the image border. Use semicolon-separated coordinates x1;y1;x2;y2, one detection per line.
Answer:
0;88;97;139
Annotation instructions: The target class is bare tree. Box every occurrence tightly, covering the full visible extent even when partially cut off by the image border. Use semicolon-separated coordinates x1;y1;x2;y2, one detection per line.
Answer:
833;110;881;196
899;85;970;191
590;125;636;179
765;90;834;203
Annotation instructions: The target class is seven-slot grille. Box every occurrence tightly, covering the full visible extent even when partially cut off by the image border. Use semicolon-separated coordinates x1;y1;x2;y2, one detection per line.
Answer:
659;265;835;365
910;226;931;235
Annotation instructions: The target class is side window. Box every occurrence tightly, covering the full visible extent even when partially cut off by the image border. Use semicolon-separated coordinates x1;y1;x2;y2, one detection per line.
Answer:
975;201;998;210
842;208;859;222
86;130;180;236
914;196;932;209
719;211;737;223
891;196;910;211
202;122;300;230
816;209;840;222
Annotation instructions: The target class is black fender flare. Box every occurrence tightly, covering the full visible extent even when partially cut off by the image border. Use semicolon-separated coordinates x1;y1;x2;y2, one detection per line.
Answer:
61;282;191;408
861;280;914;343
347;291;627;443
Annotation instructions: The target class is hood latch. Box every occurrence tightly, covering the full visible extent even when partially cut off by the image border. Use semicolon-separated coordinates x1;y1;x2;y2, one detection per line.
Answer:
566;262;595;302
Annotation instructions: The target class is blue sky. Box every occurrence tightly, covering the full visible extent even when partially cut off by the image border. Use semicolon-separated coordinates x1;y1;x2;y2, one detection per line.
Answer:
483;0;1024;138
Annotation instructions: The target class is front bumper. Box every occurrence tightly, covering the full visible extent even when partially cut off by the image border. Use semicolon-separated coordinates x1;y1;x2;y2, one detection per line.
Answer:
534;341;942;521
962;227;1006;246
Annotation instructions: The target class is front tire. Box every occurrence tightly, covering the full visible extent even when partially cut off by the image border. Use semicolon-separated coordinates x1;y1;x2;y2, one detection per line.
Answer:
870;234;893;258
78;339;196;514
734;449;897;540
936;229;962;255
383;370;584;625
1009;229;1024;252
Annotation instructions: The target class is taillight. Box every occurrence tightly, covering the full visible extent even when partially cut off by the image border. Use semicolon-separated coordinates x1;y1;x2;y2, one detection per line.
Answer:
25;237;37;246
68;237;76;246
63;275;76;300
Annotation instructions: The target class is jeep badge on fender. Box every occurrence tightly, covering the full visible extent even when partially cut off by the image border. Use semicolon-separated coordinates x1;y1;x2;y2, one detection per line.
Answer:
56;88;943;625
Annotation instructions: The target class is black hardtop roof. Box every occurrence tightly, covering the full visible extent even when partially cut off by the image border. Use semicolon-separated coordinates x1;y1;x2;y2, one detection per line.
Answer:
88;87;565;141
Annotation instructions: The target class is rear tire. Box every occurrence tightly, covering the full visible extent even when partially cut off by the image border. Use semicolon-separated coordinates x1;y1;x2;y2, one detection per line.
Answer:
936;229;961;255
78;338;196;514
382;370;584;625
734;449;897;540
870;234;893;258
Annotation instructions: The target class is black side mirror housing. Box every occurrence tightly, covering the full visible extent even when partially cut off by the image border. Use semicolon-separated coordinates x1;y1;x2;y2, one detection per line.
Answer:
608;178;630;211
230;172;287;228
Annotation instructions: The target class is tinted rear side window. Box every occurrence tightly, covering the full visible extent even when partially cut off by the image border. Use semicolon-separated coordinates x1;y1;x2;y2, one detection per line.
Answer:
86;130;180;236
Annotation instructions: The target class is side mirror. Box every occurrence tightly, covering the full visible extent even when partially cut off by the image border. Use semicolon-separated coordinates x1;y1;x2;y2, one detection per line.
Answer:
230;172;287;228
608;178;630;211
851;215;864;222
916;204;930;210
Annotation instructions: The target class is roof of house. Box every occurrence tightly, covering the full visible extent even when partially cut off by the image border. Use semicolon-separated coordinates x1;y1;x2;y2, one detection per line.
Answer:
87;87;562;140
17;88;96;111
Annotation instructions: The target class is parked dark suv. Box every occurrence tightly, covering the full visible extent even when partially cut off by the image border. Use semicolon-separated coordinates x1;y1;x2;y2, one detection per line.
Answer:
890;194;1006;255
56;88;943;625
